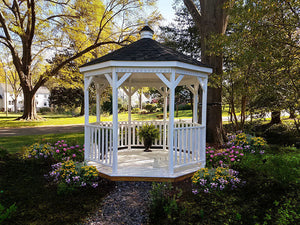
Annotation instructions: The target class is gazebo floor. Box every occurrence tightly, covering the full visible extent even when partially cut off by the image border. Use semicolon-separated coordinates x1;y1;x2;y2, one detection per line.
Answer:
87;148;203;182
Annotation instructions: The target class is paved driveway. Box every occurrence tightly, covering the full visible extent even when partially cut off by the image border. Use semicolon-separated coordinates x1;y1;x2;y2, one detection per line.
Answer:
0;125;84;137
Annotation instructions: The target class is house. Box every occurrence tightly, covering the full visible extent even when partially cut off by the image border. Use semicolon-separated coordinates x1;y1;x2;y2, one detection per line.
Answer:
0;83;50;112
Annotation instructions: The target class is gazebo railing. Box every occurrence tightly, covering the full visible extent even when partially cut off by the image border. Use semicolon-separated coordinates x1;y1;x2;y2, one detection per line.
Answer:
86;124;113;167
87;120;204;170
173;125;205;169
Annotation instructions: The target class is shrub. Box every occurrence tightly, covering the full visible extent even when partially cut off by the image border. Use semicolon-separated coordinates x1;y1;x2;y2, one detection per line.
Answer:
0;190;17;224
39;107;51;114
149;183;183;223
52;140;84;162
206;146;245;168
22;143;53;160
132;108;140;114
263;123;299;146
177;103;192;110
48;160;99;194
191;167;245;194
145;104;157;113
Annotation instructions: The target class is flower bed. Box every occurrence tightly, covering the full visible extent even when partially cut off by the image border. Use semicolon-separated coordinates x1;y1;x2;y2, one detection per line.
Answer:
22;140;99;194
192;167;245;194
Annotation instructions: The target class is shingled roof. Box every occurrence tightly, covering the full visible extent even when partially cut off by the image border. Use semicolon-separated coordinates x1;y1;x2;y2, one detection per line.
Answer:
81;27;208;68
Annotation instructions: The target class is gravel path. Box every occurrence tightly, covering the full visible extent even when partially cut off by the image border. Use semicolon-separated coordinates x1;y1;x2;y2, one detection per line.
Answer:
82;181;152;225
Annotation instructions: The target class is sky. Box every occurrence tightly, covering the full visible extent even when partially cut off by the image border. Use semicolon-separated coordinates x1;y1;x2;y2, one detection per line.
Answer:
157;0;176;25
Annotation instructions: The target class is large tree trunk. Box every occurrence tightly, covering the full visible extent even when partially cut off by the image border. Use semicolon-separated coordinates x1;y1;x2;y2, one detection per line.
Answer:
184;0;231;145
270;111;281;124
18;83;39;120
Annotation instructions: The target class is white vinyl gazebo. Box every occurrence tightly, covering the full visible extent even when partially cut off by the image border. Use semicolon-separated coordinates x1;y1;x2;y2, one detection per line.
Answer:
79;26;212;181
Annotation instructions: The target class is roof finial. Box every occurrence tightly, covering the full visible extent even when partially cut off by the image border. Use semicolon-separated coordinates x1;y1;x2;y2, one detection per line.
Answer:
140;21;154;39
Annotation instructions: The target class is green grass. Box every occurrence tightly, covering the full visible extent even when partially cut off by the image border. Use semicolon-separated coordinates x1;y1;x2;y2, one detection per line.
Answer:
0;133;84;154
0;111;194;128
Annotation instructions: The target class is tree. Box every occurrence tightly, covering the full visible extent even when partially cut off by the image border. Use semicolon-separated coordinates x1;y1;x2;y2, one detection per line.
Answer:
183;0;234;145
0;57;21;113
0;0;158;120
209;0;299;130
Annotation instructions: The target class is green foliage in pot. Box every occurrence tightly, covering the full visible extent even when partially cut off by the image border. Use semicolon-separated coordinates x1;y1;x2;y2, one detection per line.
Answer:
138;124;160;152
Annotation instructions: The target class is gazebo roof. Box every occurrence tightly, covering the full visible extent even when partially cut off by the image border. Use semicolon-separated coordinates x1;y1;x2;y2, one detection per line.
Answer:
81;29;209;68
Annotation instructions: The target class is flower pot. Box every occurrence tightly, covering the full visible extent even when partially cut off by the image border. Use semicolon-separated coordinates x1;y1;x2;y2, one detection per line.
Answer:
144;138;153;152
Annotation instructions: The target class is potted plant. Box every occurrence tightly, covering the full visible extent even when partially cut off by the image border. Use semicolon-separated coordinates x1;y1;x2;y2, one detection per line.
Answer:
138;124;160;152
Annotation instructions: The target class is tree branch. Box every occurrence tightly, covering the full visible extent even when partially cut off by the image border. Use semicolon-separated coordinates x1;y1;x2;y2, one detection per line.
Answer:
183;0;202;30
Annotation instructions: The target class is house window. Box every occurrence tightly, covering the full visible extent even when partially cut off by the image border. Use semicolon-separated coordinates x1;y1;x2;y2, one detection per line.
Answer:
36;94;38;98
44;94;47;98
36;101;38;105
18;101;23;104
44;102;47;106
8;101;12;105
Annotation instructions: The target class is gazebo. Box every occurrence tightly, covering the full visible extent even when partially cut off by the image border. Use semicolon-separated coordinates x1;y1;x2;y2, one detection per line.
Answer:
79;26;212;181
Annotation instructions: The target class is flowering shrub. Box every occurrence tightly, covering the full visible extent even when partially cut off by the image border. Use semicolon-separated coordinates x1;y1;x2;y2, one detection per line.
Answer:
48;160;99;191
52;140;84;162
192;167;245;194
206;146;244;168
22;141;84;162
22;143;52;160
250;137;267;154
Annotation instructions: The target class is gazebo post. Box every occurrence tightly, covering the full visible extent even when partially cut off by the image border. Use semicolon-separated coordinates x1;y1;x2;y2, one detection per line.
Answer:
96;84;101;123
112;69;118;174
128;86;132;150
199;77;208;166
193;85;199;123
84;76;92;161
163;87;168;151
168;71;176;175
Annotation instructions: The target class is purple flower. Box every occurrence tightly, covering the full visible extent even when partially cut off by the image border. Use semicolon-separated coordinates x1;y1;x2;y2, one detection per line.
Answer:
210;155;214;158
192;189;198;195
260;150;265;154
204;188;209;193
65;178;71;184
219;185;225;190
92;182;98;188
61;140;64;143
240;153;244;156
75;145;80;148
63;144;67;147
59;145;62;147
56;149;60;153
81;182;86;187
231;158;235;162
72;154;76;158
219;160;223;165
209;150;214;153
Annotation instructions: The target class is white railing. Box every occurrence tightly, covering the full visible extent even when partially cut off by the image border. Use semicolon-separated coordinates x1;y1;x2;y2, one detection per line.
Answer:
87;120;205;171
86;124;113;167
173;125;205;169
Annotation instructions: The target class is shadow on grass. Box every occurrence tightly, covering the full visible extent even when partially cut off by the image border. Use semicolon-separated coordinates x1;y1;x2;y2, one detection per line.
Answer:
0;155;114;225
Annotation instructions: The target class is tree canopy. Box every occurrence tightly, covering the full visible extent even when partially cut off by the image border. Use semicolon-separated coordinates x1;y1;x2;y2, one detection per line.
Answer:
0;0;160;119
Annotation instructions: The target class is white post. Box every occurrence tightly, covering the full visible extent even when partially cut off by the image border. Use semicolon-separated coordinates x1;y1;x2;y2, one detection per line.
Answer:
96;85;101;123
168;70;175;175
193;85;199;124
200;77;208;167
163;87;168;151
5;73;8;116
84;76;90;162
112;69;118;174
128;86;132;150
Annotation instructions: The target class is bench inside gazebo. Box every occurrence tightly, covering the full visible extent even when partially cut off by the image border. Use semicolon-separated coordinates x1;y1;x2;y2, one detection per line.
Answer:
79;25;212;182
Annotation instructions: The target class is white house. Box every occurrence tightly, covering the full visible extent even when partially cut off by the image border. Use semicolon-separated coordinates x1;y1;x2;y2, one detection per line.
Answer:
0;83;50;112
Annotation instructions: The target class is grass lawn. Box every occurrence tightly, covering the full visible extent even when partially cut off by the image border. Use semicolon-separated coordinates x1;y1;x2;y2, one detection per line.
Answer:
1;133;84;154
0;110;194;128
